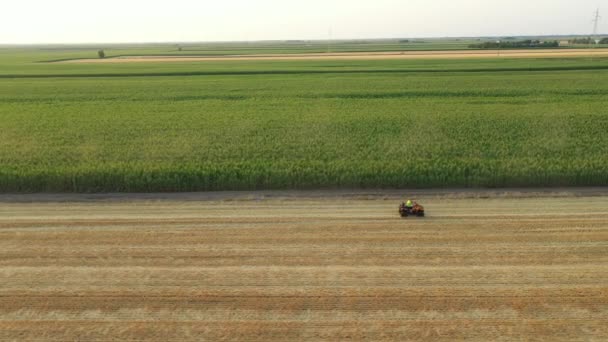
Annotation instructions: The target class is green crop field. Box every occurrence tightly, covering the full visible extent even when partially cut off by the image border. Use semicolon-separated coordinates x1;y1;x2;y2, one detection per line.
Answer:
1;44;608;192
0;38;488;64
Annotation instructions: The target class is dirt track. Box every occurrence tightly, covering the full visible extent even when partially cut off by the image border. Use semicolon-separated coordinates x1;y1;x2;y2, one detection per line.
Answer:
1;195;607;340
62;48;608;63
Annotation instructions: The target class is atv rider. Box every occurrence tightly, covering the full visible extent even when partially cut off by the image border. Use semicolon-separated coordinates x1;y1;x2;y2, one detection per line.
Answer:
406;200;413;209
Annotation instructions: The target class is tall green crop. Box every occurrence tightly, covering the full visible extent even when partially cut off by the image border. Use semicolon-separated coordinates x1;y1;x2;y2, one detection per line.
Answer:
1;49;607;192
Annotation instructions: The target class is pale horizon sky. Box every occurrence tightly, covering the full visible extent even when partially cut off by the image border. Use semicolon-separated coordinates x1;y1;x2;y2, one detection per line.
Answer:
1;0;604;44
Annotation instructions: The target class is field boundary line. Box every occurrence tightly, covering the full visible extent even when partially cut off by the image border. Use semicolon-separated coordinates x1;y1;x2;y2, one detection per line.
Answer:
4;65;608;79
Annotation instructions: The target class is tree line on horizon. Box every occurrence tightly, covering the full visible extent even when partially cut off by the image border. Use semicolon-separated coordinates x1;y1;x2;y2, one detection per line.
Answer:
469;40;559;49
569;37;608;44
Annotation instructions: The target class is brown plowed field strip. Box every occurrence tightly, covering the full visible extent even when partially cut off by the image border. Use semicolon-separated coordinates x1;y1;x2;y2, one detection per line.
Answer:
1;196;607;340
61;48;608;63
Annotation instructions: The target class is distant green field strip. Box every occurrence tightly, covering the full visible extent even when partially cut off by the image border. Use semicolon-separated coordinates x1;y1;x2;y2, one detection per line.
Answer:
3;64;608;79
3;89;607;104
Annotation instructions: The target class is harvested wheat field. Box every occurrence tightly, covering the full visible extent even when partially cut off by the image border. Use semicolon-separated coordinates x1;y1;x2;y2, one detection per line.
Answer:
1;193;607;341
62;48;608;63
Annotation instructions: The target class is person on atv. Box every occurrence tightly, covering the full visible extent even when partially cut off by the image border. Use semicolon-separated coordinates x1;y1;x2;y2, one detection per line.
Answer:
406;200;413;209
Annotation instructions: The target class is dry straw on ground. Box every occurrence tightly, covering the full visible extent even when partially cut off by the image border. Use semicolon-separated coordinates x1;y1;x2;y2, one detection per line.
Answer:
62;48;608;63
0;195;607;340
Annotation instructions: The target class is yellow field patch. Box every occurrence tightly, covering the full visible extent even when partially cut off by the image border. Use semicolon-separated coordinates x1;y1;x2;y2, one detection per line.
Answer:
60;48;608;63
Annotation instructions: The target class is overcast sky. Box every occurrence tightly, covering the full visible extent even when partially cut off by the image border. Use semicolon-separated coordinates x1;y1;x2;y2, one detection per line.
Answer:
1;0;604;44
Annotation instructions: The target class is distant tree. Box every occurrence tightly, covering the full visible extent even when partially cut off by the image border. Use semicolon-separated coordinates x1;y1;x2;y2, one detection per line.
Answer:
178;46;182;51
600;38;608;44
570;37;592;44
98;50;105;59
469;40;559;49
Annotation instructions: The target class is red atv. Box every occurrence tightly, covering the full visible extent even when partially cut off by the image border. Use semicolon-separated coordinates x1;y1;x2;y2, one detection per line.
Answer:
399;202;425;218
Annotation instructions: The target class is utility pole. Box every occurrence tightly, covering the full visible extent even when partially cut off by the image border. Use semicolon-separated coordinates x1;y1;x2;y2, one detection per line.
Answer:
327;27;333;54
592;8;601;38
591;9;601;61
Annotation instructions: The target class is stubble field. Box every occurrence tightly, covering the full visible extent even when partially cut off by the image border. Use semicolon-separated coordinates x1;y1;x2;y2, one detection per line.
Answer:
62;48;608;63
1;193;607;341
